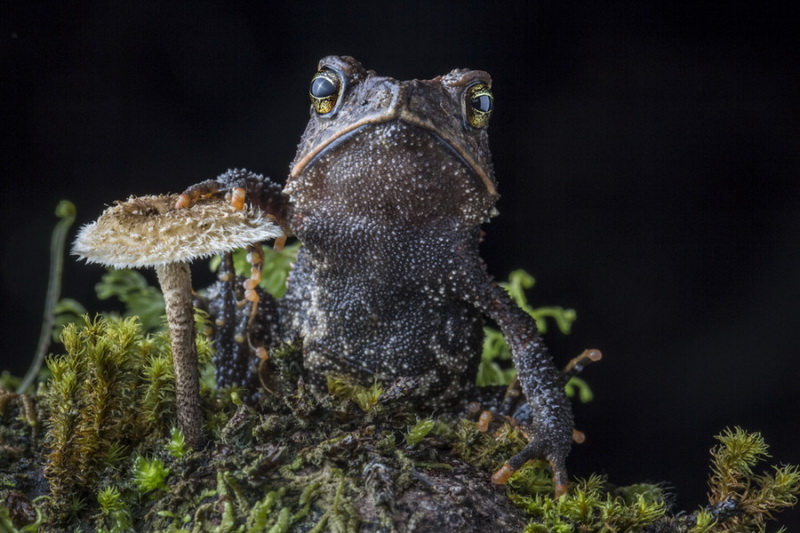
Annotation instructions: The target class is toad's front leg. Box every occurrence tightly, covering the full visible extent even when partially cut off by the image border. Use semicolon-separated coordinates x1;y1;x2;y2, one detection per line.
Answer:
456;256;574;498
177;169;290;397
175;168;289;231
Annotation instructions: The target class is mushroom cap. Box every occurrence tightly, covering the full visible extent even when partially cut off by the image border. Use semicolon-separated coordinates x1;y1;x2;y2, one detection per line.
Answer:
72;195;283;269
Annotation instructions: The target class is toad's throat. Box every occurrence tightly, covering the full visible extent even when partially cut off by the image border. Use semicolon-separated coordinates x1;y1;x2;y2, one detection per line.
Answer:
289;120;497;196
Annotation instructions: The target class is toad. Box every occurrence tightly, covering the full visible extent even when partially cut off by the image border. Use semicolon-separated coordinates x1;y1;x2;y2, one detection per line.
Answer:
180;56;575;495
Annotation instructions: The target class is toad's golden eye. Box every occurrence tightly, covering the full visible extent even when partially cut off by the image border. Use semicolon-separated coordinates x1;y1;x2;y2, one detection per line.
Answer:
464;82;493;128
309;69;341;115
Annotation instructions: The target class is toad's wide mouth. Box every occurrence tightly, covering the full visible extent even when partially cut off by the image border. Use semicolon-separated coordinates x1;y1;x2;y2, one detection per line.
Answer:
288;117;497;197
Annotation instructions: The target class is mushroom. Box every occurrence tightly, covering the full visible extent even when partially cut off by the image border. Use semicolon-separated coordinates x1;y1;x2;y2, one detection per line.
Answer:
72;194;281;447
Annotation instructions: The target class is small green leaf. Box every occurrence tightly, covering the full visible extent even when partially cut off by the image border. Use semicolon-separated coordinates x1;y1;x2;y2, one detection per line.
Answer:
405;418;435;446
95;269;165;331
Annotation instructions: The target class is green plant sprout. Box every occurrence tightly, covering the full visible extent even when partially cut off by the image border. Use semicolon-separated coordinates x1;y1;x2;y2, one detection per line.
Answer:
165;427;188;459
95;269;166;332
477;270;592;403
18;200;76;394
132;456;170;495
97;486;134;533
405;418;436;447
327;376;384;412
502;269;576;335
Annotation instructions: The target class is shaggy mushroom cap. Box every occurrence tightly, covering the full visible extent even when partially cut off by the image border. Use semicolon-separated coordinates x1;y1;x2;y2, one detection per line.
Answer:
72;194;282;268
72;193;281;448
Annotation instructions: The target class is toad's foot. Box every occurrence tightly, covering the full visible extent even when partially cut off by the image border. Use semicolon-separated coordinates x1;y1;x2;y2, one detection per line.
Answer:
175;169;289;228
490;348;603;498
492;438;569;498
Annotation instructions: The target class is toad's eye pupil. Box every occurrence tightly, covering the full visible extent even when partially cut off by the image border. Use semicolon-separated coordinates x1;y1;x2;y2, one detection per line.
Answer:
310;76;336;98
471;94;492;113
309;69;341;115
464;82;493;128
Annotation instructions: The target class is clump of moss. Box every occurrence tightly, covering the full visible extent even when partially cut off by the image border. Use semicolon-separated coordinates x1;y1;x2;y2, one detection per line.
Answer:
504;469;667;532
131;456;170;495
705;427;800;532
96;486;133;533
112;370;528;532
41;314;212;522
490;427;800;532
452;417;529;472
326;375;384;412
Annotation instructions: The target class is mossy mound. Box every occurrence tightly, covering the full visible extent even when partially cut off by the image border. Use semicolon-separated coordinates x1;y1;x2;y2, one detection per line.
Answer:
1;316;531;532
1;316;798;532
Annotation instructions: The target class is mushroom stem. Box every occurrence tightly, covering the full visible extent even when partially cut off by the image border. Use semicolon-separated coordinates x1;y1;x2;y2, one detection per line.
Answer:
155;261;205;448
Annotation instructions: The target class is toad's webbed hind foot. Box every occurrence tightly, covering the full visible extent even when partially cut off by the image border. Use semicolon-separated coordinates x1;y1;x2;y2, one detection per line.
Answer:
493;439;570;498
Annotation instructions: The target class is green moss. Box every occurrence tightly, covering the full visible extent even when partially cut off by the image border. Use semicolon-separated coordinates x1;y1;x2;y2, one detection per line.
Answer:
6;337;800;532
705;427;800;532
40;314;212;523
326;375;384;412
452;417;529;473
690;510;718;533
165;427;189;459
404;418;435;447
507;472;668;532
495;428;800;532
96;486;133;533
132;456;170;495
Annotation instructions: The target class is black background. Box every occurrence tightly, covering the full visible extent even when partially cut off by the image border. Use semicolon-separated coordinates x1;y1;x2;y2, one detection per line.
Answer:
3;1;799;528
